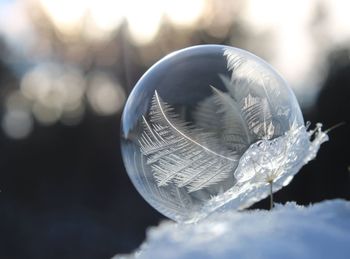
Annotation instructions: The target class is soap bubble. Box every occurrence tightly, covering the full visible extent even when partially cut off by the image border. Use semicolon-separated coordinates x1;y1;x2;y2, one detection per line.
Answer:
121;45;327;223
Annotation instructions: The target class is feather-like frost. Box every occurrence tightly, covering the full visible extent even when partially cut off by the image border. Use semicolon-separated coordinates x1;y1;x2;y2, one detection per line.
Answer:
209;86;252;152
122;144;194;220
139;91;238;193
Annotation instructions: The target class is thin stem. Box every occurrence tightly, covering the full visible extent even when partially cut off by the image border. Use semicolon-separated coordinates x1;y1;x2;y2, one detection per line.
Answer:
269;180;274;210
325;121;346;133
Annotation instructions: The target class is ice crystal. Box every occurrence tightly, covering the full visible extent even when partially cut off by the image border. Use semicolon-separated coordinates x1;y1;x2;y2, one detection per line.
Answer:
121;45;328;222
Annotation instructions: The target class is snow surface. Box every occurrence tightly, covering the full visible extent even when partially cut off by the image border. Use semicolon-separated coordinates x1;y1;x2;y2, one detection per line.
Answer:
114;199;350;259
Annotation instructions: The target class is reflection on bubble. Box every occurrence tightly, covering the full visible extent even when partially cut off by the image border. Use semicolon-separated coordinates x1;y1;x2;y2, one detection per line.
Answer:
2;110;33;139
87;72;126;116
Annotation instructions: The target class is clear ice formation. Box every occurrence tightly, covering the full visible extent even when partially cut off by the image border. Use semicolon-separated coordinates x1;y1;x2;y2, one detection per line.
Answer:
121;45;328;223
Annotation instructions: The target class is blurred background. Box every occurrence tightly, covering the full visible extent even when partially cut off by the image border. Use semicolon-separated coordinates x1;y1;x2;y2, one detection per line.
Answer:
0;0;349;258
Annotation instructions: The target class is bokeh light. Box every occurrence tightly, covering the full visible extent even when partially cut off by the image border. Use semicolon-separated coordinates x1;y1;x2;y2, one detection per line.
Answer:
2;90;33;139
87;72;125;116
2;109;33;139
20;63;86;125
0;0;349;132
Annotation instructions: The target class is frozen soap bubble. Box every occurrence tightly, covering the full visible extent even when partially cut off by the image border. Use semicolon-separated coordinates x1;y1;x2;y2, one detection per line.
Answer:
121;45;328;223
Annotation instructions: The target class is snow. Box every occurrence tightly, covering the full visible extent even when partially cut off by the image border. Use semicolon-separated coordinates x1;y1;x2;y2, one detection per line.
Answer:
114;199;350;259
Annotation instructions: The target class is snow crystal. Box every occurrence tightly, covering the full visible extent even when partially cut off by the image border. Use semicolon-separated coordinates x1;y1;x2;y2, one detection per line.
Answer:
114;199;350;259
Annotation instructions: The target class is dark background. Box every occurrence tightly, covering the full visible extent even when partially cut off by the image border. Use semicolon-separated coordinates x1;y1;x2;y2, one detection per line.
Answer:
0;1;349;258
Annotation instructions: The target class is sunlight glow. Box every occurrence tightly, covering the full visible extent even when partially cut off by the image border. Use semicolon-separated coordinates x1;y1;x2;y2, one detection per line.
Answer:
125;0;163;45
322;0;350;44
163;0;205;27
39;0;86;34
37;0;207;44
89;0;124;32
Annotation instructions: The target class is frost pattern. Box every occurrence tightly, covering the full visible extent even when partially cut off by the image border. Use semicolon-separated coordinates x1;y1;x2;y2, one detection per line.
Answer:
139;91;238;193
136;47;328;220
200;122;329;219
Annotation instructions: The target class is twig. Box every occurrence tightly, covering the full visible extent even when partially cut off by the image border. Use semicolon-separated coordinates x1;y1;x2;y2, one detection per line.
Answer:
269;180;274;210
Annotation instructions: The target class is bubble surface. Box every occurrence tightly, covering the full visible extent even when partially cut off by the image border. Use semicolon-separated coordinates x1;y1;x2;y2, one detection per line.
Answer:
121;45;306;222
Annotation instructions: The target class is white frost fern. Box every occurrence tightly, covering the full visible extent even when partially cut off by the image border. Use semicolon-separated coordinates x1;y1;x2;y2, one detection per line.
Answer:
121;144;193;220
139;91;238;193
139;82;276;193
240;94;274;139
209;85;252;152
194;83;275;152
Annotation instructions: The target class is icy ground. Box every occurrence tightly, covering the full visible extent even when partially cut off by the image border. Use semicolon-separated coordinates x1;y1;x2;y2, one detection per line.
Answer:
115;199;350;259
